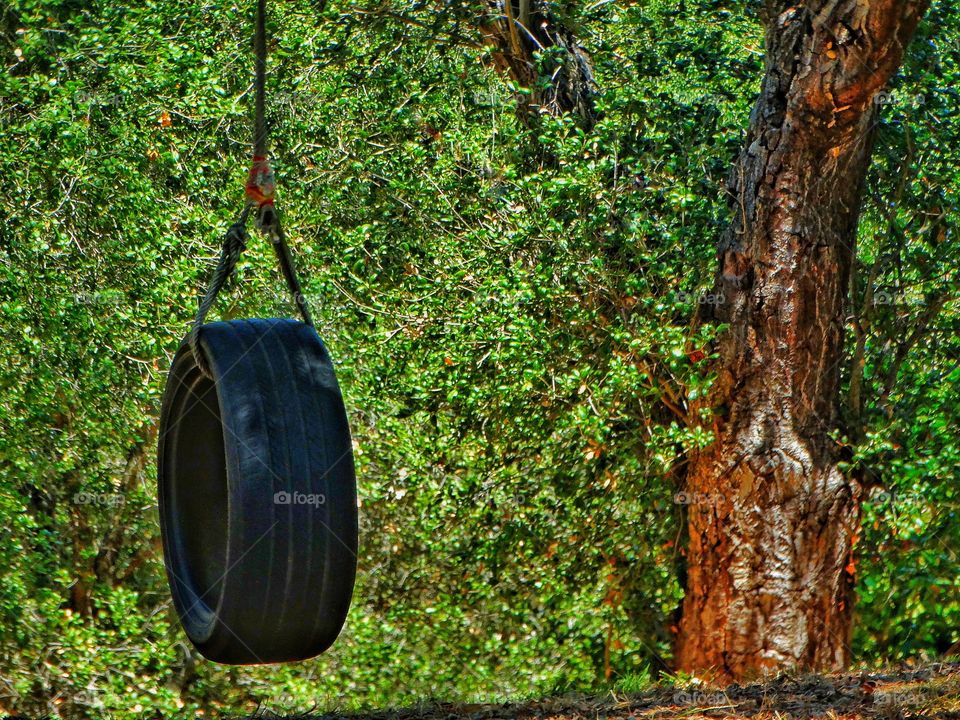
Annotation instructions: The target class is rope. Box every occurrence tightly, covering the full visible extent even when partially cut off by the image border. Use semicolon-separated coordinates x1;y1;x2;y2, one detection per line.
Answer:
189;206;252;377
190;0;314;377
254;0;268;158
265;215;314;327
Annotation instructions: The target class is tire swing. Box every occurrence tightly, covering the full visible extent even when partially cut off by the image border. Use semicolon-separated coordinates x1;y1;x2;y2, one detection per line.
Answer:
157;0;357;665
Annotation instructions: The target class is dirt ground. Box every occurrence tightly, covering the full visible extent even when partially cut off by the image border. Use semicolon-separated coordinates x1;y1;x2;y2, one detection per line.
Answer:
257;662;960;720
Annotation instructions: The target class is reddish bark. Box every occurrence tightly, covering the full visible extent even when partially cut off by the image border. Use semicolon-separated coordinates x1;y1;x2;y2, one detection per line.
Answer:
676;0;928;681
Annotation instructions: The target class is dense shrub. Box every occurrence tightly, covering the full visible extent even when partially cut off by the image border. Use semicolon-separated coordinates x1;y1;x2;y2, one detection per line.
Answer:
0;1;957;717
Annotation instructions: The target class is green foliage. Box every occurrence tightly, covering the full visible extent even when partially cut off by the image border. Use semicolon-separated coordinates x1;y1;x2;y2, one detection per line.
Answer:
0;0;957;717
843;0;960;661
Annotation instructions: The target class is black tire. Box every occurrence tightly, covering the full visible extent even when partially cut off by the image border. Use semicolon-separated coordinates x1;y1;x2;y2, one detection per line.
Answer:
157;318;357;664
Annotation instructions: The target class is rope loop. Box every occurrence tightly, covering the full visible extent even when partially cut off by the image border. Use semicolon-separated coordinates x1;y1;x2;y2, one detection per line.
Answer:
190;207;252;377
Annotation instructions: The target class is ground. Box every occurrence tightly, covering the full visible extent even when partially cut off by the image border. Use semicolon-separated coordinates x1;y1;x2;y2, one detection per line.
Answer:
254;662;960;720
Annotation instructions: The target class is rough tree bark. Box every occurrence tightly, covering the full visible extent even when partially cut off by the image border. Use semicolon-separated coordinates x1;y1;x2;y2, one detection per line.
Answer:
480;0;597;127
676;0;929;680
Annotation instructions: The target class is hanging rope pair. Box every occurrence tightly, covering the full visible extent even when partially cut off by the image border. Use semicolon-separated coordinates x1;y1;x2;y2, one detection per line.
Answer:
189;0;312;377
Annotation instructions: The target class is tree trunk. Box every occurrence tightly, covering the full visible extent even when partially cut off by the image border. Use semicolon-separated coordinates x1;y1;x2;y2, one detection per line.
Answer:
481;0;597;128
676;0;928;681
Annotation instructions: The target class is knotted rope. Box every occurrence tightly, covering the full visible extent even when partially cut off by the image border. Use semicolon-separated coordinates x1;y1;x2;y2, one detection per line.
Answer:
189;0;314;377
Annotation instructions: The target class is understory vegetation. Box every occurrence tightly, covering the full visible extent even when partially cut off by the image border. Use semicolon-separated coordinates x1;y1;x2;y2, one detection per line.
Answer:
0;0;958;717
